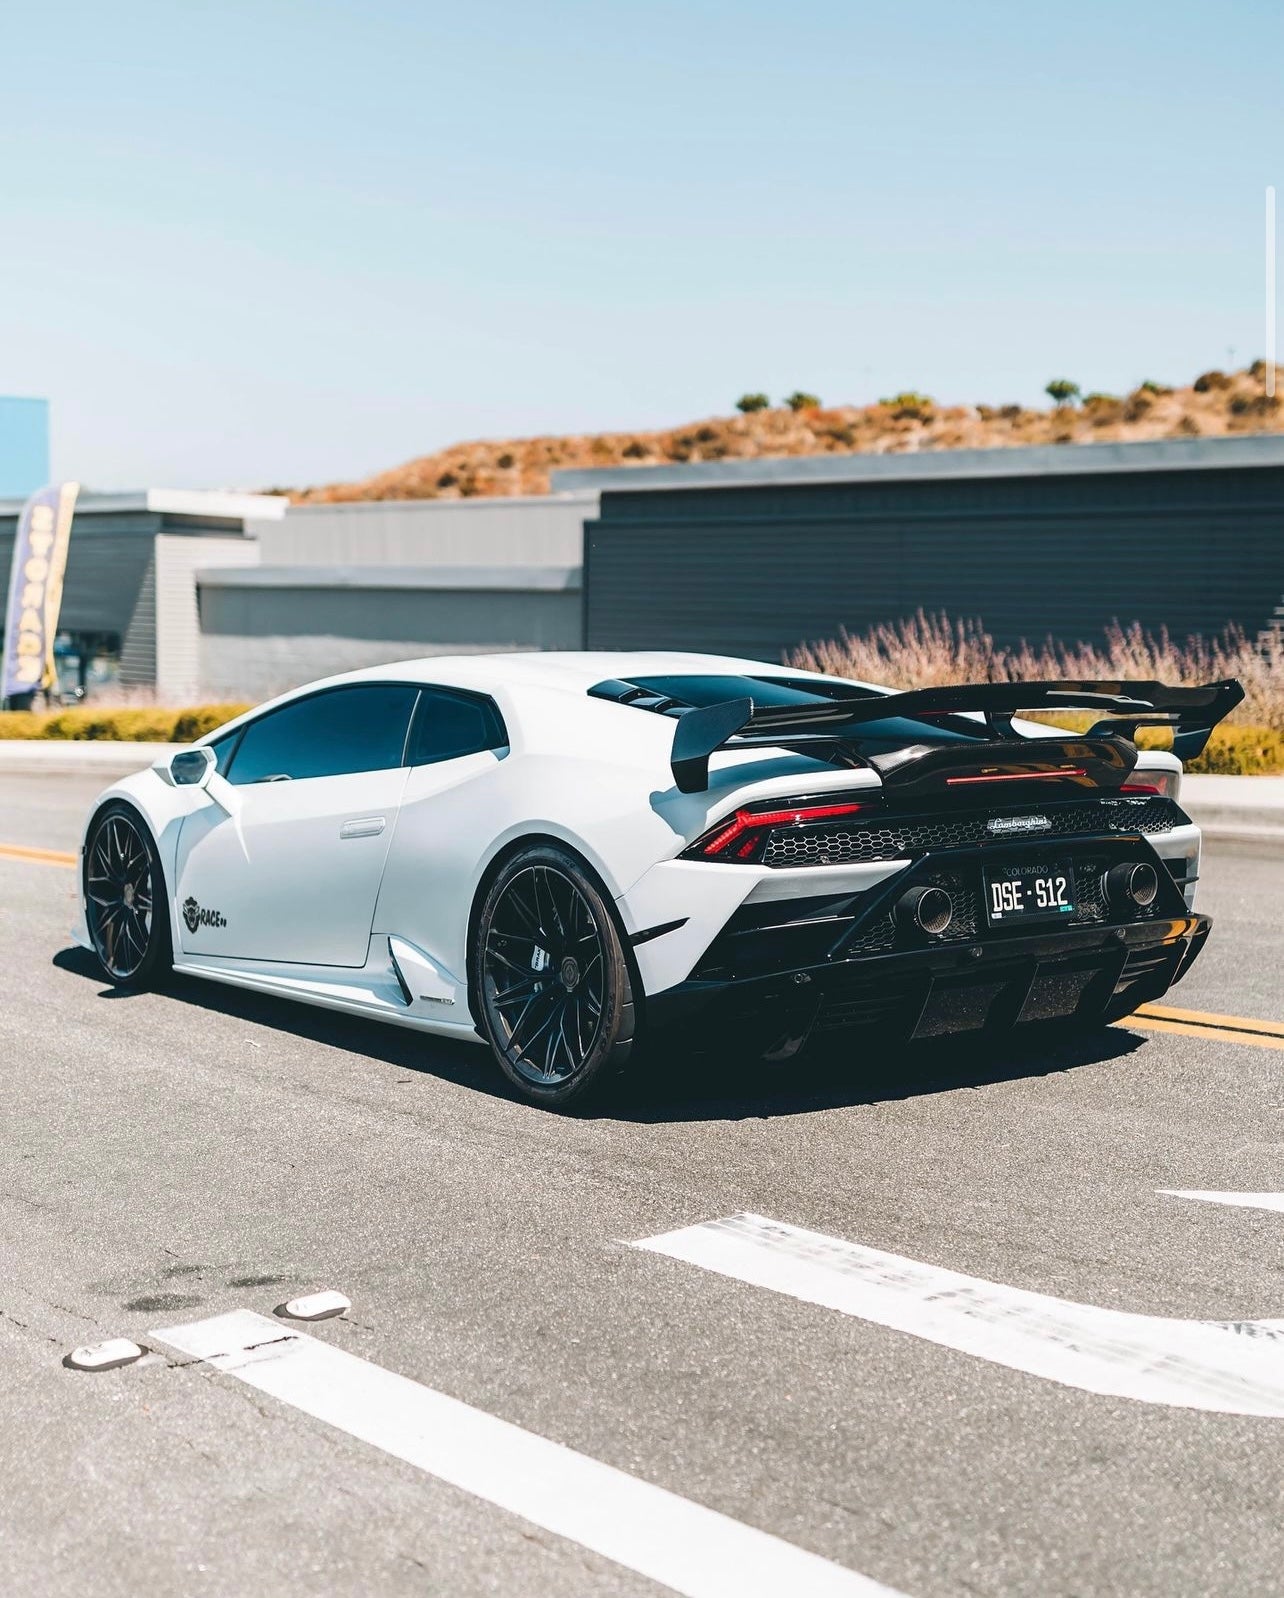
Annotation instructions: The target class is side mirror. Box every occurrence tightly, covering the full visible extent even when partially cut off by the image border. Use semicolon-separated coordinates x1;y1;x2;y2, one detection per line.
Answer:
170;747;217;788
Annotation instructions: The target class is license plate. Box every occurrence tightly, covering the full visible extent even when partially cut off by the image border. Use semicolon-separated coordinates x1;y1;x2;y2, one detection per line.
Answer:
984;860;1077;926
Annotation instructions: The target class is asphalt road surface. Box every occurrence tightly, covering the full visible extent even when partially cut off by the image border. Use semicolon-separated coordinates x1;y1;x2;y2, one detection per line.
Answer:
2;770;1284;1598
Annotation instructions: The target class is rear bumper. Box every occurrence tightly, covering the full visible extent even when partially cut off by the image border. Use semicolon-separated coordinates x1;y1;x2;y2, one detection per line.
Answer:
643;828;1210;1054
647;912;1210;1054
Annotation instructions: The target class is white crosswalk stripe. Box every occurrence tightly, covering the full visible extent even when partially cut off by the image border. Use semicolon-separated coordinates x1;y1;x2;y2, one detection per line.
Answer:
152;1309;905;1598
1163;1189;1284;1214
633;1212;1284;1416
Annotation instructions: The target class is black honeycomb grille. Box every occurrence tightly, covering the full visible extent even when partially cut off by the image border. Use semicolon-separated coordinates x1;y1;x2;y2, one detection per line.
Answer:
760;797;1185;868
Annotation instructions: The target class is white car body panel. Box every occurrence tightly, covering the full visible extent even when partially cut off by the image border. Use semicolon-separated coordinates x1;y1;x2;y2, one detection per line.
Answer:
175;766;409;967
73;650;1205;1045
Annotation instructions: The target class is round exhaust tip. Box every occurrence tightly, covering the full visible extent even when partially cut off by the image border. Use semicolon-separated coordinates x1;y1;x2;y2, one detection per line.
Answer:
1106;861;1160;911
897;884;955;937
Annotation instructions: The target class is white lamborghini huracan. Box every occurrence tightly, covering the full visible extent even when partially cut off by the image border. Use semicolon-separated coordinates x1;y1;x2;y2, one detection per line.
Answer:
75;652;1240;1106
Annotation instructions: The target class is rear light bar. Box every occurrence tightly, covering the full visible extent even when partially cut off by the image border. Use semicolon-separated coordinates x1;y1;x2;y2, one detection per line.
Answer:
945;769;1088;786
687;799;868;863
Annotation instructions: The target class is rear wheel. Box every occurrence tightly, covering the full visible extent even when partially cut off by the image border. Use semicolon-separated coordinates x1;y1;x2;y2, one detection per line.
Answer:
84;803;171;989
474;845;635;1108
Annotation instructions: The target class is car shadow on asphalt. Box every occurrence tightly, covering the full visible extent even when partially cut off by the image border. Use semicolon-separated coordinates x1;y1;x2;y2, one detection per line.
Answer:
610;1024;1147;1123
53;944;1148;1124
51;944;497;1091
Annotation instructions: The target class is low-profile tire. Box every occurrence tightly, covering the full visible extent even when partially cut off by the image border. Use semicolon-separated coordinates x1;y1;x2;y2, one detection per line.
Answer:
474;843;636;1108
84;802;172;990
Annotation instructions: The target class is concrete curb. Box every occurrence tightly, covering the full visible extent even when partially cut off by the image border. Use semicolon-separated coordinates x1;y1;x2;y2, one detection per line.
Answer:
0;742;180;779
1180;775;1284;844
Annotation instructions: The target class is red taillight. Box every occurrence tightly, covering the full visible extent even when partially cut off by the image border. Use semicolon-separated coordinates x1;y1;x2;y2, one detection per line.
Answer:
692;800;867;862
1121;771;1180;799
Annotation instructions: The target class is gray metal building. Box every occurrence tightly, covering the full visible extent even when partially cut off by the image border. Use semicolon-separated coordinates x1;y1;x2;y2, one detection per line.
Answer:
197;492;593;699
561;436;1284;660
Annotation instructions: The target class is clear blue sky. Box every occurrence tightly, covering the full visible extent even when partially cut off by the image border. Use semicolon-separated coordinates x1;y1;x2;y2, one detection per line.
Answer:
2;0;1280;490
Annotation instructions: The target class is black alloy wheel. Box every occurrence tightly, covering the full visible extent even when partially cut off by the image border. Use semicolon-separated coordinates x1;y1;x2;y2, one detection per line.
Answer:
85;804;171;988
476;844;636;1107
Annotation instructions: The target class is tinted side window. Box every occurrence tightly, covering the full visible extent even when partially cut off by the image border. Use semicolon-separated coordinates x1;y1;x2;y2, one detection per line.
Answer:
227;685;418;785
207;729;241;775
407;689;506;767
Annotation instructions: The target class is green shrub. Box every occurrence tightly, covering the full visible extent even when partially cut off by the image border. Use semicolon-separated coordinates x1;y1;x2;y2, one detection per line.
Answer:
735;393;770;413
1045;378;1080;407
1139;379;1172;394
170;705;250;741
879;390;934;421
0;704;249;742
784;391;822;412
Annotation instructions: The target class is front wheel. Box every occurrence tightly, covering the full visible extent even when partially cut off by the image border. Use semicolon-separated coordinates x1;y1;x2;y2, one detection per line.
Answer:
474;845;636;1108
84;803;172;989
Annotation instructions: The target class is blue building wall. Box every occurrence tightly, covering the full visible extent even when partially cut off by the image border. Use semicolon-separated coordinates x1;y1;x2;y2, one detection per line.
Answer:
0;397;50;498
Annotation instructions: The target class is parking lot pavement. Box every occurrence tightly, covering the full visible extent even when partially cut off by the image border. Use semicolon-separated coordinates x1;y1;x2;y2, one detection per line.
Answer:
4;772;1284;1596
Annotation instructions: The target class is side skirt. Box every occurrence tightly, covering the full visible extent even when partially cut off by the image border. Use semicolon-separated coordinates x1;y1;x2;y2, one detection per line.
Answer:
169;953;486;1045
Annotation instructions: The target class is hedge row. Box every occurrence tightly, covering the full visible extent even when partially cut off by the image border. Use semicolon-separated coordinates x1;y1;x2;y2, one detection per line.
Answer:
0;704;249;743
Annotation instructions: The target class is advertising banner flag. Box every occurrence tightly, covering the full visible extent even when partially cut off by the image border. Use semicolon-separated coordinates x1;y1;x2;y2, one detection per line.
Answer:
2;481;79;701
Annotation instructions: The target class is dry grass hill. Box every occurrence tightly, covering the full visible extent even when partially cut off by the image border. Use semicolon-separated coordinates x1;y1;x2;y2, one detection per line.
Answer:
296;362;1281;503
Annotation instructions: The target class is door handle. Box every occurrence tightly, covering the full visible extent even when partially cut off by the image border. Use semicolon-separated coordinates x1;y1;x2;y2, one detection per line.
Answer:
340;817;387;840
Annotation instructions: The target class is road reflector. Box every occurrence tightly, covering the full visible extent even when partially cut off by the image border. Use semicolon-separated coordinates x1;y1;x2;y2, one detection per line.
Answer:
278;1290;350;1322
64;1338;145;1372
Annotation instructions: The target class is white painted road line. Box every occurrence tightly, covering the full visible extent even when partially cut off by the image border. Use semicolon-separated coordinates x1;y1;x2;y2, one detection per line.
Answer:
152;1310;903;1598
633;1213;1284;1417
1163;1190;1284;1214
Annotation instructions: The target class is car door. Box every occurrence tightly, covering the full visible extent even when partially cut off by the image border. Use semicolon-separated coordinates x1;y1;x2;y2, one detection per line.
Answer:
174;682;419;968
371;686;510;975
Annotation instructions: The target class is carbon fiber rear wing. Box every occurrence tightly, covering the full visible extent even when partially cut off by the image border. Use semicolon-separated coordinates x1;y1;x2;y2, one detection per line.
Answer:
660;677;1245;793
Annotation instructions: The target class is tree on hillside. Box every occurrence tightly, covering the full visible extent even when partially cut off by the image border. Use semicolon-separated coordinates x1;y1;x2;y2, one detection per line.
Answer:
784;391;822;411
1045;378;1081;408
735;393;770;413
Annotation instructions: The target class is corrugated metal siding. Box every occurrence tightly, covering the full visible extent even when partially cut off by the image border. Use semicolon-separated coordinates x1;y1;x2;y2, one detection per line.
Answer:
585;465;1284;657
154;534;259;702
118;552;157;685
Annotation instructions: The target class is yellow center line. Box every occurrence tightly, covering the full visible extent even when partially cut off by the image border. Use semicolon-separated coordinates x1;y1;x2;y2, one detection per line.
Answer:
1127;1013;1284;1052
0;841;77;868
1135;1002;1284;1040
